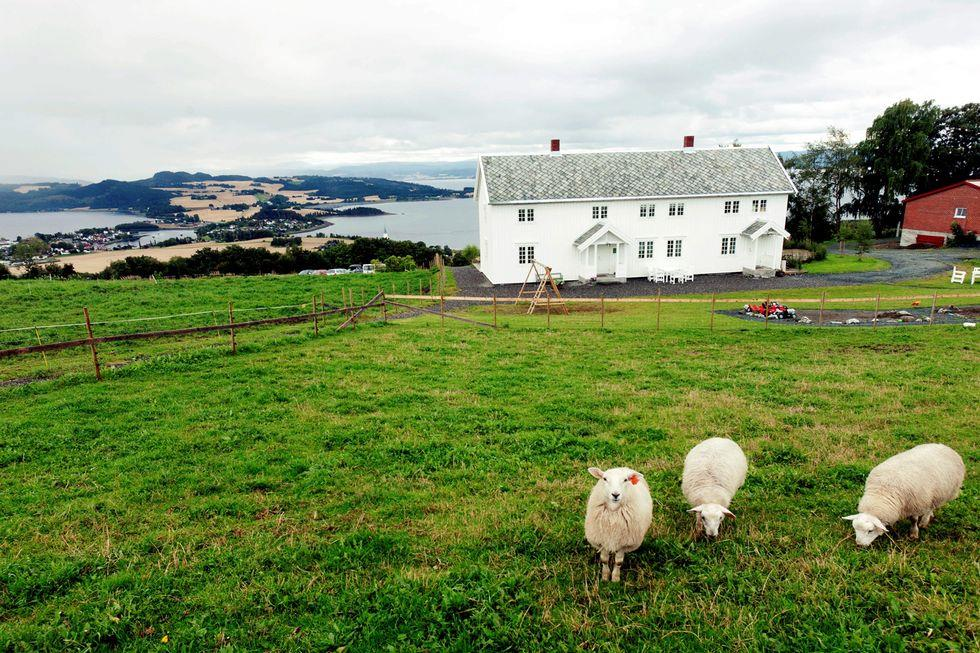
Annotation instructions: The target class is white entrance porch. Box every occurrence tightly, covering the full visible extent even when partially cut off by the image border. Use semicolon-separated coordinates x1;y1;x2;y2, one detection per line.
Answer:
741;220;790;271
573;223;630;282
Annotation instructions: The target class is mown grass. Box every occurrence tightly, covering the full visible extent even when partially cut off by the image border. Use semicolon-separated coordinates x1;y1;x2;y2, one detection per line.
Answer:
803;254;891;274
0;274;977;651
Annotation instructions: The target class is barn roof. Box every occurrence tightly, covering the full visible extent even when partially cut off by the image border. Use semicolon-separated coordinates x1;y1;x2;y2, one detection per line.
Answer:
479;147;795;204
902;179;980;203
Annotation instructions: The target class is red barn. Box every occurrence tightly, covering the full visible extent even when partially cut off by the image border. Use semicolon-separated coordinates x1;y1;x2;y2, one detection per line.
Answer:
900;179;980;246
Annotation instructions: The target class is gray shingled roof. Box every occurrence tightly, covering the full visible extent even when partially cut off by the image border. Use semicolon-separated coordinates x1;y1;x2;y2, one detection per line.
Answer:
480;147;794;204
572;223;605;247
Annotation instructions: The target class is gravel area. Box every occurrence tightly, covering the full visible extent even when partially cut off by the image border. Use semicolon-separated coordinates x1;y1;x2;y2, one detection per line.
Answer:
453;247;976;298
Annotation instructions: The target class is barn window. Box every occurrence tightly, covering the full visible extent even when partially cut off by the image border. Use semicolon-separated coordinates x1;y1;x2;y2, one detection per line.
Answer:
518;245;535;264
721;236;737;255
954;207;967;218
666;239;683;258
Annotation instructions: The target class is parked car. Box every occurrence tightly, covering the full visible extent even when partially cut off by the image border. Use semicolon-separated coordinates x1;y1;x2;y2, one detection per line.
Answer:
348;264;363;273
326;268;350;275
361;263;376;274
299;269;329;276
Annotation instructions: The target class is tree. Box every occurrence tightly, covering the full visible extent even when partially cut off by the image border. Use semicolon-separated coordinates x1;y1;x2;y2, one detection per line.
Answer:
926;103;980;189
10;237;50;262
852;100;941;236
839;221;875;258
454;244;480;265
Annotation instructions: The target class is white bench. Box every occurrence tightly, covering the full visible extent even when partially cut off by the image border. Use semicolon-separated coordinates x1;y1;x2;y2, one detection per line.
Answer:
972;266;980;285
950;266;966;284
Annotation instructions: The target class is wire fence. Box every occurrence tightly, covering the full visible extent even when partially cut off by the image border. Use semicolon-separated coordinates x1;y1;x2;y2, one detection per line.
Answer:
2;286;978;383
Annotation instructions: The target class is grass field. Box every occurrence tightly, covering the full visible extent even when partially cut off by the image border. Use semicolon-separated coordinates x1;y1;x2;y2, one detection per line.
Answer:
0;272;978;651
803;254;892;274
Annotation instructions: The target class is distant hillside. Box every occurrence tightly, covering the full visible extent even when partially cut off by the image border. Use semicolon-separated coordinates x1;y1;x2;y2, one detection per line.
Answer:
0;180;176;214
136;171;254;187
321;161;476;181
280;176;460;201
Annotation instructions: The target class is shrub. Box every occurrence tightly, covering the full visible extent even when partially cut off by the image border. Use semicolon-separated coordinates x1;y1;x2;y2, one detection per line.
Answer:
949;222;978;247
383;255;417;272
0;263;11;280
454;244;480;265
811;243;828;261
270;236;302;247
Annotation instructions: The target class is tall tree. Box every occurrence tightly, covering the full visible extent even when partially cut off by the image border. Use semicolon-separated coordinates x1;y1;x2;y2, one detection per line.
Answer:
852;100;940;236
926;103;980;189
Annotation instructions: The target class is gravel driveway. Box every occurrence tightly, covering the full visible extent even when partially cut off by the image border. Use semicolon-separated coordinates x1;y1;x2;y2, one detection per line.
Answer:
452;247;976;298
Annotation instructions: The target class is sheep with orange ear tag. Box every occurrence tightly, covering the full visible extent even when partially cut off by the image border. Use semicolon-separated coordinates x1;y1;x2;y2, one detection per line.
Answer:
584;467;652;582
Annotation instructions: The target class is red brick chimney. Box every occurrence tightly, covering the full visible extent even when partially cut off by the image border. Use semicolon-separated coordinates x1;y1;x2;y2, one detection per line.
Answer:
550;139;560;153
683;135;695;148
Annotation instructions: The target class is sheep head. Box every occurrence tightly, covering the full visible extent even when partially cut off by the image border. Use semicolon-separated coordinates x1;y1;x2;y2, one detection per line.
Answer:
689;503;734;537
842;513;888;547
588;467;644;512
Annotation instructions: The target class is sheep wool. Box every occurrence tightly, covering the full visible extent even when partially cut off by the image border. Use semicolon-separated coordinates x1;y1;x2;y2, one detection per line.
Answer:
681;437;747;537
848;443;965;545
584;466;653;582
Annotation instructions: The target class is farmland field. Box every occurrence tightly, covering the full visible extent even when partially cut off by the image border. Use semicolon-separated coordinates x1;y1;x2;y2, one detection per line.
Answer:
0;272;978;651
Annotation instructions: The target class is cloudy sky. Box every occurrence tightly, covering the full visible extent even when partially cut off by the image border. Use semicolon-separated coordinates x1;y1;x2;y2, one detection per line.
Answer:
1;0;977;180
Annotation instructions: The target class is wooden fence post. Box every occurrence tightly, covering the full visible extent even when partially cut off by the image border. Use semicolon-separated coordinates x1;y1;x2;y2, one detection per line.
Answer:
34;327;49;369
83;307;102;381
656;289;662;332
547;293;551;328
361;287;365;306
764;294;770;329
873;293;881;330
440;293;445;327
228;302;237;354
601;294;605;328
382;292;388;323
929;291;937;326
710;293;716;330
493;294;498;329
312;295;319;336
818;291;825;326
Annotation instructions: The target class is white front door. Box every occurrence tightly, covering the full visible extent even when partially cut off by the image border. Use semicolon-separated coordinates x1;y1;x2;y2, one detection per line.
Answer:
757;235;777;268
597;245;616;275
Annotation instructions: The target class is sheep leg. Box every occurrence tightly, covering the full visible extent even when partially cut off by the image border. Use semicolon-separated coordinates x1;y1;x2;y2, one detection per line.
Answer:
600;550;610;582
909;519;919;540
694;512;703;537
611;551;625;583
918;512;933;528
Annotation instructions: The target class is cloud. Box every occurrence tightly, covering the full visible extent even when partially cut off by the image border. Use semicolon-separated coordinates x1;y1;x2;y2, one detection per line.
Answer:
0;0;977;179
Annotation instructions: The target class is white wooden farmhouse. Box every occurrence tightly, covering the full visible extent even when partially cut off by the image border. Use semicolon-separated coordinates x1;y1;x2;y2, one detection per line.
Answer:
475;140;795;284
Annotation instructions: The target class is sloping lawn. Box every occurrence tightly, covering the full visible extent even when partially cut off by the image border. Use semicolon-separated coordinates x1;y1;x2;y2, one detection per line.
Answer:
803;254;891;274
0;291;977;650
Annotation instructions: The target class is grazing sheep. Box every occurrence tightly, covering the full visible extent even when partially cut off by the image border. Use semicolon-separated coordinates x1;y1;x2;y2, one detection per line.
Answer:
584;466;652;582
844;443;965;547
682;437;747;537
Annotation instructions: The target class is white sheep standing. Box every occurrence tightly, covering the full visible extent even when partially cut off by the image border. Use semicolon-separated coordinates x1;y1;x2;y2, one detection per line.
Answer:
681;437;747;537
844;443;965;547
584;466;652;582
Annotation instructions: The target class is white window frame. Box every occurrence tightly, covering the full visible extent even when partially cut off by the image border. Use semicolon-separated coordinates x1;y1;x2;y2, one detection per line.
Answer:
668;202;685;217
592;205;608;220
953;207;967;219
724;200;741;214
637;240;656;259
518;244;535;265
752;199;767;213
721;236;737;256
666;239;683;258
640;203;655;218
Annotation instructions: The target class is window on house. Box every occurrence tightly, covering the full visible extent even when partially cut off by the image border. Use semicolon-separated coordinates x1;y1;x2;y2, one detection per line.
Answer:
721;236;737;255
518;208;535;222
640;204;655;218
724;200;741;214
592;205;608;220
752;199;768;213
666;239;683;258
518;245;535;264
669;202;685;216
637;240;655;258
954;207;967;218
